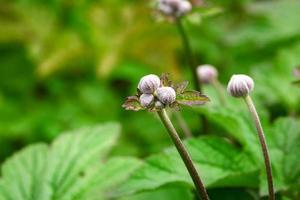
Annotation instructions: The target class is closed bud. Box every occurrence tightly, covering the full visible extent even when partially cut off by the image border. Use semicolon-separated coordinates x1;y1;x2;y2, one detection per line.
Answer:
197;64;218;84
156;87;176;105
227;74;254;97
139;94;154;107
158;0;192;17
138;74;161;94
177;0;192;16
155;100;165;109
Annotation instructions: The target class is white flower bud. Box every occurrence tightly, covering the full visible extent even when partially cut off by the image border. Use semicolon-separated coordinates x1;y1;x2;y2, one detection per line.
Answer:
138;74;161;94
158;0;192;17
197;64;218;84
227;74;254;97
155;101;165;109
139;94;154;107
177;0;192;16
156;86;176;105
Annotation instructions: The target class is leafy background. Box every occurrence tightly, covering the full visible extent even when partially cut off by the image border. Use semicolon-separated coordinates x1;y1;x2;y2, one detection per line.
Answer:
0;0;300;199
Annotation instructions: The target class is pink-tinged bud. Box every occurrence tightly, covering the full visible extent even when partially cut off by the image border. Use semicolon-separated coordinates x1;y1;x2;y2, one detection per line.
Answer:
227;74;254;97
158;0;192;17
138;74;161;94
139;94;154;107
177;0;192;16
197;64;218;84
156;86;176;105
155;100;165;109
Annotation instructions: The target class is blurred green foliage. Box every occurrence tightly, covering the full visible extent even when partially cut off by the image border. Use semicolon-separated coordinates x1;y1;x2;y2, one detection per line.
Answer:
1;0;300;199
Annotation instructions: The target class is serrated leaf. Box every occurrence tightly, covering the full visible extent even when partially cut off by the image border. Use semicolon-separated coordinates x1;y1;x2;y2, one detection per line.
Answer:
0;123;140;200
122;96;144;111
174;81;189;94
115;137;259;197
176;90;210;106
160;73;172;87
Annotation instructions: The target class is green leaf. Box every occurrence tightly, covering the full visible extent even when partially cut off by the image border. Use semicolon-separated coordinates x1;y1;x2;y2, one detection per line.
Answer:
260;118;300;195
0;123;141;200
122;96;144;111
115;136;259;197
176;90;210;106
118;184;194;200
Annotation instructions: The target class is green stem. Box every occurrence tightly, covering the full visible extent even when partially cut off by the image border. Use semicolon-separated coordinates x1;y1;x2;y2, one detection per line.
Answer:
211;79;227;106
175;17;201;92
244;95;275;200
157;109;210;200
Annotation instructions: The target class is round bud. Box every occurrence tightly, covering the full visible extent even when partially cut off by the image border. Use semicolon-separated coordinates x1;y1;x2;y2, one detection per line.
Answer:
155;100;165;109
177;0;192;16
157;0;192;17
227;74;254;97
139;94;154;107
156;86;176;105
138;74;161;94
197;64;218;84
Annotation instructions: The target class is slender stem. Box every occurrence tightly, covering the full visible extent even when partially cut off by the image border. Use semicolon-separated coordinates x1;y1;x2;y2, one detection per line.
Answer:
174;111;193;138
244;95;275;200
211;79;227;106
157;109;210;200
175;17;201;92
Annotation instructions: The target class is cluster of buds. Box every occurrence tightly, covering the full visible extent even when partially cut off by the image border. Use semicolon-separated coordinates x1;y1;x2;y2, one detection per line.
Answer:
123;73;209;111
157;0;192;17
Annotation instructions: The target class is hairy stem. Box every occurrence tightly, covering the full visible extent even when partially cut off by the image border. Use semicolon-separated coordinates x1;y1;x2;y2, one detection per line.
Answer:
175;17;201;92
244;95;275;200
211;79;226;106
157;109;210;200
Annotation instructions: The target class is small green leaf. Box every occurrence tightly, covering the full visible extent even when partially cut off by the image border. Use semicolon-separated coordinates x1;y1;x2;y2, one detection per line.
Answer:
160;73;172;87
177;90;210;106
122;96;144;111
174;81;189;94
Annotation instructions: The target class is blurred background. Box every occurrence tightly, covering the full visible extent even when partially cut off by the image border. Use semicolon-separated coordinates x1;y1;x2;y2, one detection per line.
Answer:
1;0;300;164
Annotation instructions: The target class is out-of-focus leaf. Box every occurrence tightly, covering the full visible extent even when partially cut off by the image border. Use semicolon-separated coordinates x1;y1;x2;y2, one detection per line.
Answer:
115;136;259;197
0;123;141;200
260;118;300;196
122;96;144;111
176;90;210;106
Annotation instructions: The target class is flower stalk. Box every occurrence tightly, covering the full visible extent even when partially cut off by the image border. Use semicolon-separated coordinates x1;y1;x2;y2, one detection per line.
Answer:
175;17;201;92
244;95;275;200
157;109;210;200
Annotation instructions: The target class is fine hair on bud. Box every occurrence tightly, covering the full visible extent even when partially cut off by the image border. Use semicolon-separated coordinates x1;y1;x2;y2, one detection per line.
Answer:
140;94;154;107
156;86;176;105
138;74;161;94
197;64;218;84
227;74;254;97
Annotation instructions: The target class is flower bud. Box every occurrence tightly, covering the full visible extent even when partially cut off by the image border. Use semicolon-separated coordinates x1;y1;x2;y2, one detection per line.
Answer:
139;94;154;107
177;0;192;16
156;86;176;105
197;64;218;84
138;74;161;94
155;100;165;109
227;74;254;97
158;0;192;17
